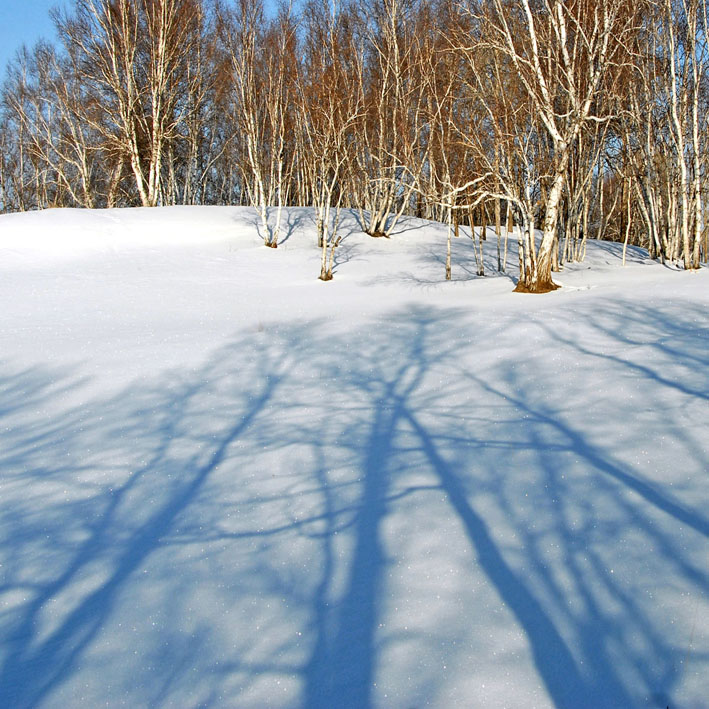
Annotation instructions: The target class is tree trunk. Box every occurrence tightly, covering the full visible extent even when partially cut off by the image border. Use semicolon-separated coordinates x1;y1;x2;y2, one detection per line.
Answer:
495;197;502;271
515;170;563;292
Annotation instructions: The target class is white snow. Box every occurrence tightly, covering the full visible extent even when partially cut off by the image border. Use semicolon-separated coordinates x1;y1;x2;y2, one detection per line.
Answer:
1;206;708;708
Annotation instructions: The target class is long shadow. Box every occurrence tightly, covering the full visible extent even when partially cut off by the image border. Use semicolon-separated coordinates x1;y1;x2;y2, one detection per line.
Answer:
303;388;392;708
377;225;520;287
589;239;649;262
526;302;709;536
279;207;307;245
2;297;708;707
385;216;431;238
403;407;617;707
514;398;680;705
297;302;707;707
468;369;709;542
330;241;356;276
583;300;709;374
303;346;429;707
540;314;709;404
0;337;286;708
300;308;458;708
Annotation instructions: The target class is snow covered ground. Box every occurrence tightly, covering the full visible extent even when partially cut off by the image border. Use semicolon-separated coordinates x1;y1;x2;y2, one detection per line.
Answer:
1;206;708;708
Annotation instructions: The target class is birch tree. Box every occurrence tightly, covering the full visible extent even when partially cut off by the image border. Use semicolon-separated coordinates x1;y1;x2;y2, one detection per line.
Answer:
661;0;707;268
55;0;203;207
300;0;363;279
348;0;427;238
464;0;638;291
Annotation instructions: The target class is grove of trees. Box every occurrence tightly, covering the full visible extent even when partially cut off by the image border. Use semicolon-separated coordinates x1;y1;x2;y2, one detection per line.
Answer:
1;0;707;290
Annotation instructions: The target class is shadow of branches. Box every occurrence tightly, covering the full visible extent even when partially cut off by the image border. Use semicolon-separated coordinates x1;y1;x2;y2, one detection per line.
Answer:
1;297;707;708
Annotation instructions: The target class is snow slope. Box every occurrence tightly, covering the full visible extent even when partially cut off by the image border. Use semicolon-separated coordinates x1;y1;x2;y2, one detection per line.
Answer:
1;206;708;708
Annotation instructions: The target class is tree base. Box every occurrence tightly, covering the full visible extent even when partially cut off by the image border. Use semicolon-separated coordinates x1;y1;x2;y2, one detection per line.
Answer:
319;271;333;281
513;280;560;294
265;241;278;249
367;230;389;238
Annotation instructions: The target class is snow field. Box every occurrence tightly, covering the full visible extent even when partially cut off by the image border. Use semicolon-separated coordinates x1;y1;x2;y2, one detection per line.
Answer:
1;206;708;708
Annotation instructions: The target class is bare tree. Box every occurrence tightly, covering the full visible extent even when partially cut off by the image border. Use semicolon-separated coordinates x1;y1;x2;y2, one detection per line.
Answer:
459;0;639;291
55;0;203;207
299;0;364;279
347;0;427;238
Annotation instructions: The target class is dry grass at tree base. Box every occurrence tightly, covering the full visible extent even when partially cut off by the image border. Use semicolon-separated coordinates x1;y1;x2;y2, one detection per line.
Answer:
513;279;561;294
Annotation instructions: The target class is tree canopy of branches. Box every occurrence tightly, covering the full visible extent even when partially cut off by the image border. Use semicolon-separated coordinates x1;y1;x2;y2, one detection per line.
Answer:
1;0;707;290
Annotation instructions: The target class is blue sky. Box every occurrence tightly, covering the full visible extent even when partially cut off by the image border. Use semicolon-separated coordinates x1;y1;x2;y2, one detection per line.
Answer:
0;1;63;77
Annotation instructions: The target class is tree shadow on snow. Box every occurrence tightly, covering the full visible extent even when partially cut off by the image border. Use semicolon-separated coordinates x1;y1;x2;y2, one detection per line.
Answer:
0;336;291;707
1;299;707;707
